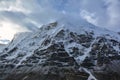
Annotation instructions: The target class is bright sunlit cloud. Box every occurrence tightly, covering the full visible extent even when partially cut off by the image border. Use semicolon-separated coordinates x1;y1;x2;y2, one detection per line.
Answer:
0;20;29;40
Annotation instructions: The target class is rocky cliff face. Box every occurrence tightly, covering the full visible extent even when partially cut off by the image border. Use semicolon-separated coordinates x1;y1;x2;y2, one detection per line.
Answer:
0;22;120;80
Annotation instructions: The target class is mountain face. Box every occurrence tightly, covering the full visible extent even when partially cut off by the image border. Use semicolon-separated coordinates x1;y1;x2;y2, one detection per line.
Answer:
0;40;8;53
0;44;6;53
0;21;120;80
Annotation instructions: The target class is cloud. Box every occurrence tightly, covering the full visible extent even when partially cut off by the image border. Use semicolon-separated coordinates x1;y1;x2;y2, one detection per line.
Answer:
80;10;98;25
0;20;29;40
78;0;120;31
65;0;119;31
0;0;120;40
104;0;120;31
0;0;30;14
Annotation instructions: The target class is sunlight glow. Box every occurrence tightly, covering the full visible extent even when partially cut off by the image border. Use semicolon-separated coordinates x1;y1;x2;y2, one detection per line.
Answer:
0;20;29;40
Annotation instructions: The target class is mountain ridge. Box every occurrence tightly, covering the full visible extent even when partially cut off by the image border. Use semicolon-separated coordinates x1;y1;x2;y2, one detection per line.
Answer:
0;21;120;80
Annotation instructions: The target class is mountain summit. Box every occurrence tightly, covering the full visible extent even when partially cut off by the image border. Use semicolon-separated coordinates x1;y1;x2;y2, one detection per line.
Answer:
0;21;120;80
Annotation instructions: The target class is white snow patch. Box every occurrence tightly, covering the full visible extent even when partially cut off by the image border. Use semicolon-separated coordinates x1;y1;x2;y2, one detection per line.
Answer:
83;68;97;80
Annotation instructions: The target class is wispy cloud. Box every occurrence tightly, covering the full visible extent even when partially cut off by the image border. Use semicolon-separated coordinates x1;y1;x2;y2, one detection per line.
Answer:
80;10;98;25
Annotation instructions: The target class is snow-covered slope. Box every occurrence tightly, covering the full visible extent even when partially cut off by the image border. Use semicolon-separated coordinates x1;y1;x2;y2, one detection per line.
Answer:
0;44;6;53
0;39;10;44
0;21;120;80
0;40;8;53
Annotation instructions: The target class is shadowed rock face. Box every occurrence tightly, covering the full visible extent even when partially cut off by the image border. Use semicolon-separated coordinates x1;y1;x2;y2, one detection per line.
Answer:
94;72;120;80
6;71;89;80
0;22;120;80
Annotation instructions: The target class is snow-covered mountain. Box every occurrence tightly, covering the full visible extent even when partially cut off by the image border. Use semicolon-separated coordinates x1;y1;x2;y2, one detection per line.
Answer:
0;21;120;80
0;44;6;53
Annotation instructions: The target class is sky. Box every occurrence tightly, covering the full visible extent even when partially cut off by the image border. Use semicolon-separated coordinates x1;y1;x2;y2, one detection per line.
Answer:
0;0;120;40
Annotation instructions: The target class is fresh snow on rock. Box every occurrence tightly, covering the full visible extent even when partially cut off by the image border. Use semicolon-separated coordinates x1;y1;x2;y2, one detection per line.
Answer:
0;20;120;80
